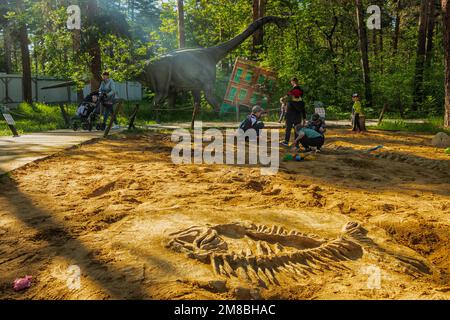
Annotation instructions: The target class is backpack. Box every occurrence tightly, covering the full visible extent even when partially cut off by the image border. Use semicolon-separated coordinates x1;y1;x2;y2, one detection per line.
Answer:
239;115;255;132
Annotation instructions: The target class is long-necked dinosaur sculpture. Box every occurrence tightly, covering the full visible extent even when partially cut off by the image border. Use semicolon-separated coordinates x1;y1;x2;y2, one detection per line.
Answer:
139;16;287;128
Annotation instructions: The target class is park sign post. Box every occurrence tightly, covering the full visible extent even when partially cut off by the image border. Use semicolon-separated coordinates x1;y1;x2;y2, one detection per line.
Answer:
1;105;19;137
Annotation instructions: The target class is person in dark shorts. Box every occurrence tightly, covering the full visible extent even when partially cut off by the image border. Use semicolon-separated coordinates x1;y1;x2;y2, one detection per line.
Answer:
280;77;306;147
292;124;325;152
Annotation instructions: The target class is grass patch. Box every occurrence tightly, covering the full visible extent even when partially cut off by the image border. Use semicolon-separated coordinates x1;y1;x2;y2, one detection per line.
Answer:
2;101;448;136
371;118;450;134
0;102;156;136
0;103;76;136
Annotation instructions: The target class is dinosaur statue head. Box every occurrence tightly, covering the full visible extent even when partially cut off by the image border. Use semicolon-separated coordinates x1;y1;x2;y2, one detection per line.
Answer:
271;16;289;29
209;16;290;62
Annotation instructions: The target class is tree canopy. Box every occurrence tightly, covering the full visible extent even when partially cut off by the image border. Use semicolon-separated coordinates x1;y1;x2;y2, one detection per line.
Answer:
0;0;448;123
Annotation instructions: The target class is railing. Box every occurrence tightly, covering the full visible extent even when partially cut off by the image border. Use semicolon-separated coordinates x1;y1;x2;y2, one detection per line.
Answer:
0;74;142;106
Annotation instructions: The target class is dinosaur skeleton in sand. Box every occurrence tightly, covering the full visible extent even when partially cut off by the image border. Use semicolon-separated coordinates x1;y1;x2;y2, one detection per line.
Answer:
166;221;431;288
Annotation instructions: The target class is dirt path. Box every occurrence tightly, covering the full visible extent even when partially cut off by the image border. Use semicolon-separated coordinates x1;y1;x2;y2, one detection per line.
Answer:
0;128;449;299
144;119;425;130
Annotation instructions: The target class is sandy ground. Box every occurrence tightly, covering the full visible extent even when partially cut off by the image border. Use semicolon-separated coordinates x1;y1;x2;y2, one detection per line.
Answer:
0;128;449;300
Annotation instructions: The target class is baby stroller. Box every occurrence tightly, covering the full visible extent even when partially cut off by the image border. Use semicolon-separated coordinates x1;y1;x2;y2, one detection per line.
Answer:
71;91;101;131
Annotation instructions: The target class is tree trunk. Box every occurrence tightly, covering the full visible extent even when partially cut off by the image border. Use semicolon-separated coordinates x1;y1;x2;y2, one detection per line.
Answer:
393;10;400;55
442;0;450;128
379;26;384;73
372;30;379;72
377;103;388;125
13;42;18;68
87;0;102;91
88;42;102;91
219;24;228;72
412;0;431;111
177;0;185;48
73;29;84;103
379;28;384;52
355;0;373;108
130;0;136;22
425;0;437;67
372;30;378;57
4;25;12;74
18;22;32;104
252;0;266;58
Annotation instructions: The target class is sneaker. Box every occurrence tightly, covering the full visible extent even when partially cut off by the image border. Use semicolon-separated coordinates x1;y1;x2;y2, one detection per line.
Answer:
280;141;290;147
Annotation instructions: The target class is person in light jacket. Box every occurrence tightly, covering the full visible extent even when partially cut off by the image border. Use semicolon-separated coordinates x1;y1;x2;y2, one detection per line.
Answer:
99;71;119;129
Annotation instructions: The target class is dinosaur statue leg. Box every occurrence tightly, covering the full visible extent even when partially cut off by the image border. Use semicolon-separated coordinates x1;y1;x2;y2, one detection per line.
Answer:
190;90;201;130
153;92;167;123
203;87;222;112
168;88;177;110
151;66;172;123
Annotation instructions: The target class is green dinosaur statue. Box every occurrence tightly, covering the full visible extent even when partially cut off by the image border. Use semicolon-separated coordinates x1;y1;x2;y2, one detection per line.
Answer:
139;16;287;128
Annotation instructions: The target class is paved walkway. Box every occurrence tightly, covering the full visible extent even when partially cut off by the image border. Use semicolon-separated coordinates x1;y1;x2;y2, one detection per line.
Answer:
0;129;121;174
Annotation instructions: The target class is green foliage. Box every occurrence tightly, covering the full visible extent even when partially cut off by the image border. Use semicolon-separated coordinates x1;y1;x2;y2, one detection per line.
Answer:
373;117;450;134
0;103;76;136
0;0;447;124
100;34;154;81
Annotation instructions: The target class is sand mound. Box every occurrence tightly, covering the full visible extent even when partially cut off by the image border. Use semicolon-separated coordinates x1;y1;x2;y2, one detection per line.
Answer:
431;132;450;148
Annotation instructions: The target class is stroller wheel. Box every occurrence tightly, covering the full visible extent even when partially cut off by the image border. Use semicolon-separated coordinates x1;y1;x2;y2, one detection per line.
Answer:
72;123;79;131
82;123;89;131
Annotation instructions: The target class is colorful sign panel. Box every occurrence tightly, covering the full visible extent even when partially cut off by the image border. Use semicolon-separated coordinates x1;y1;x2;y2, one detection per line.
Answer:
221;57;277;114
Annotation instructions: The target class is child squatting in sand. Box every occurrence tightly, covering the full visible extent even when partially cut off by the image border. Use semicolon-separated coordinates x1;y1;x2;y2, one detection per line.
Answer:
292;122;325;152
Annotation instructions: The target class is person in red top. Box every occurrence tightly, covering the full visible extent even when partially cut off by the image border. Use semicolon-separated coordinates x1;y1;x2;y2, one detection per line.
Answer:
280;77;306;147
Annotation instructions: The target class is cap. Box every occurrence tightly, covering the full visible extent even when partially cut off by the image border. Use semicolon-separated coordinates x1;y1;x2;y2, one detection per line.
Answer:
252;105;264;113
352;93;359;97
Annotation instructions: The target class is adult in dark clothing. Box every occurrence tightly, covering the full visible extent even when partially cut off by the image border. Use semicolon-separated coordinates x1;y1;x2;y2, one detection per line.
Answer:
280;77;306;147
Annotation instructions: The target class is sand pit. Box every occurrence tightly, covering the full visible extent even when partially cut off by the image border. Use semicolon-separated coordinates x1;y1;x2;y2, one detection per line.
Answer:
0;128;449;299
